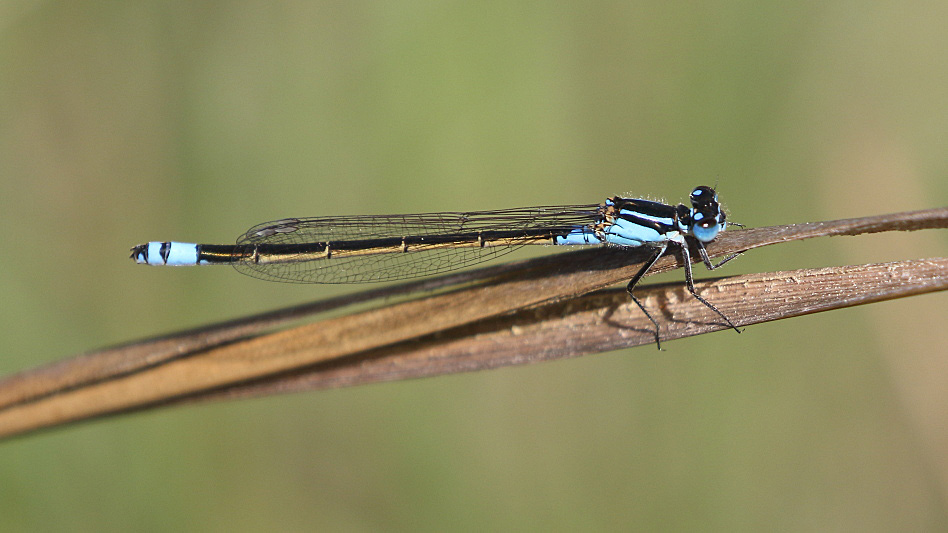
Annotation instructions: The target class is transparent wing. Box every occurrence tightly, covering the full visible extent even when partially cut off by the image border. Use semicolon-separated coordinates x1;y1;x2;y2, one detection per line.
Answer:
232;204;601;283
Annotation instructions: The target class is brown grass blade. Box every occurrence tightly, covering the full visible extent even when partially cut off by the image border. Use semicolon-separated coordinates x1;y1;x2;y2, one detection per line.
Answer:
192;257;948;400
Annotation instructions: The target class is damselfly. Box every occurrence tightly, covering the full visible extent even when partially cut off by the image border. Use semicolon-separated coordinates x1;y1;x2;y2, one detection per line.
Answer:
131;186;741;347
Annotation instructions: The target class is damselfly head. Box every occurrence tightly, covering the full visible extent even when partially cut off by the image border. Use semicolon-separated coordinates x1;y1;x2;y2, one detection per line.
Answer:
688;186;726;242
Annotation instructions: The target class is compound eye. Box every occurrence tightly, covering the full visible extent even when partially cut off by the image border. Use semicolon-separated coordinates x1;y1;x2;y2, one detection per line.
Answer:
690;205;725;242
691;223;719;242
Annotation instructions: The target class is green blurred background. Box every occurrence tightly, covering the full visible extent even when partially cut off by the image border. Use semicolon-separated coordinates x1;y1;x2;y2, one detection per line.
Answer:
2;2;947;531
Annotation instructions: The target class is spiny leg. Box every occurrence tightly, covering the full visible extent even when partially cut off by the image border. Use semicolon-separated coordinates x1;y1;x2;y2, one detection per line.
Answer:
626;243;667;350
681;241;741;334
695;239;741;270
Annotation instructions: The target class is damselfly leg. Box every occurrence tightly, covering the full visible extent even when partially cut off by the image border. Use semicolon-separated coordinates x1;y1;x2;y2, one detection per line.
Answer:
625;238;741;350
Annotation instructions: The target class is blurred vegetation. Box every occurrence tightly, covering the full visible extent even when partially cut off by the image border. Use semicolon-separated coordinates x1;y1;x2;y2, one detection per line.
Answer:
1;2;946;531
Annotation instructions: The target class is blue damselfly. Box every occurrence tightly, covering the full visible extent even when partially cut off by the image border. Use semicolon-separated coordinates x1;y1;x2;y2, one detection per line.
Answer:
132;186;741;347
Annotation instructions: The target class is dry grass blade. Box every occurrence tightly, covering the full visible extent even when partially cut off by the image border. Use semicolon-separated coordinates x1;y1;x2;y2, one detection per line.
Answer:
0;207;945;439
193;258;948;400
